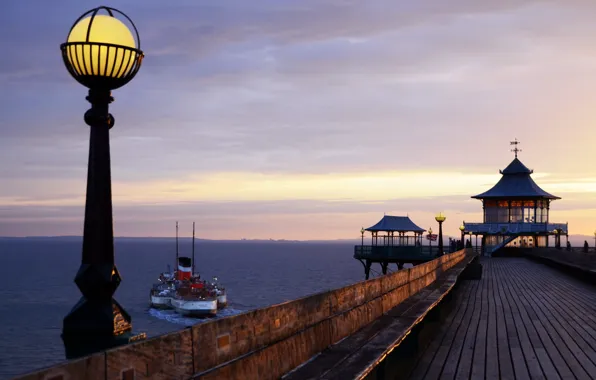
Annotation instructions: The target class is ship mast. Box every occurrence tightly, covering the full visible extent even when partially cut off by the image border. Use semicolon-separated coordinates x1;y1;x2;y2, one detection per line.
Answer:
192;221;196;275
175;221;179;268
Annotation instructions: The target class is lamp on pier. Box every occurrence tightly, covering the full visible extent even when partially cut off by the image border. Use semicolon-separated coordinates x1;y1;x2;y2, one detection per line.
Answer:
593;230;596;250
459;223;465;249
60;6;145;359
435;212;446;255
360;227;365;246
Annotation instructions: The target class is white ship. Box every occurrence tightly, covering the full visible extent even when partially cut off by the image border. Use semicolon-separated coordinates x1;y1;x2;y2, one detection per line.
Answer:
149;272;175;309
149;221;229;317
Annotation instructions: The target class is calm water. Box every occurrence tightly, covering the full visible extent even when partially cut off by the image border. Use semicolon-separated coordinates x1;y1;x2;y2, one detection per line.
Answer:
0;238;362;379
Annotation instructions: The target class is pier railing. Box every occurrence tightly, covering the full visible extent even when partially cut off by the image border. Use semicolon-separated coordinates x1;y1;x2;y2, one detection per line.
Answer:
16;250;470;380
354;245;442;261
464;222;568;234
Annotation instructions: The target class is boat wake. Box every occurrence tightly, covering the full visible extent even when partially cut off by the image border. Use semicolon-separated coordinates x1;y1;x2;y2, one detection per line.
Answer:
148;307;246;326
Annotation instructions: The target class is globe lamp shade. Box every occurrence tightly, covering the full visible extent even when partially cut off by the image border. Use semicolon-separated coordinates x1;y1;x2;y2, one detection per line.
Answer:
459;225;465;231
435;212;446;223
61;7;143;90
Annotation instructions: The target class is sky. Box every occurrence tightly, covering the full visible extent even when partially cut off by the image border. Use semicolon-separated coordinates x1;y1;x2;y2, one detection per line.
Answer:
1;0;596;240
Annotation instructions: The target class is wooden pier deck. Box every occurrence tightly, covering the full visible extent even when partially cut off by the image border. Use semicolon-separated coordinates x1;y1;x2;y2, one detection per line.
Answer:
406;257;596;380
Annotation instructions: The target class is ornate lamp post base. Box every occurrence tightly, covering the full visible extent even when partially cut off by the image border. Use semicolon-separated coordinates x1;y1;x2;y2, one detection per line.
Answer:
63;299;146;359
61;263;146;359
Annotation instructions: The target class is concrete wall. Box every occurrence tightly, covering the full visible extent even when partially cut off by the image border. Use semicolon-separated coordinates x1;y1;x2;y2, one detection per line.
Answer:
16;250;467;380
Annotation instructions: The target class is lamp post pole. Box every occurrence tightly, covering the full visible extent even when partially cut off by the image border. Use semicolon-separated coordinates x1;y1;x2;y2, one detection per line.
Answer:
435;213;446;255
361;227;365;246
428;227;433;255
60;6;145;359
438;221;444;255
593;231;595;251
459;223;465;250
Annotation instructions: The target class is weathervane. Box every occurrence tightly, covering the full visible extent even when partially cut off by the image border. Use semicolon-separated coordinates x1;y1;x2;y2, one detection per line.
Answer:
510;138;521;158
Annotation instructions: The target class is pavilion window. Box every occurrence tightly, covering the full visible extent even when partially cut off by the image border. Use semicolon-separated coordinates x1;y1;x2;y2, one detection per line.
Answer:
510;200;523;222
523;200;535;223
536;207;543;223
496;200;509;222
484;207;498;223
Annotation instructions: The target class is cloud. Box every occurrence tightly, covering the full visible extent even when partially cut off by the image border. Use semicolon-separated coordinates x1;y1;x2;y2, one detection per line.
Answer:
3;0;596;237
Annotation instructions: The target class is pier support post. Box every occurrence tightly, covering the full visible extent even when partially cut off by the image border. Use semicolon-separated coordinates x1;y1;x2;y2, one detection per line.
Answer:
381;262;388;275
365;260;372;280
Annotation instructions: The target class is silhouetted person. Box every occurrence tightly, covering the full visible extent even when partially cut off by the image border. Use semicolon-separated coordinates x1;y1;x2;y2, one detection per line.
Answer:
584;240;589;253
566;241;571;251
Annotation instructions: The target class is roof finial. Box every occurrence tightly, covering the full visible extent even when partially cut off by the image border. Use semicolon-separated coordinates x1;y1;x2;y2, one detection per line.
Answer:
510;138;521;158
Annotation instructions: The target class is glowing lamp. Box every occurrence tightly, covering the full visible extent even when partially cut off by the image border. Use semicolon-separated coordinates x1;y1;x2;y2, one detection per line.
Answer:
360;227;365;234
435;212;446;223
428;227;433;234
61;7;143;90
459;224;465;232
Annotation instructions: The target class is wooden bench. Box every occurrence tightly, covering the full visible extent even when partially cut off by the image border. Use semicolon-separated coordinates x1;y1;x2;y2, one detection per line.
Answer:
524;251;596;285
282;253;477;380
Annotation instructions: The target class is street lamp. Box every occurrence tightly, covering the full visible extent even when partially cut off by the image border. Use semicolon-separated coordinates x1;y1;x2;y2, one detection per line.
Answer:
60;6;144;359
428;227;433;253
593;230;595;251
459;223;465;249
435;212;446;255
360;227;365;246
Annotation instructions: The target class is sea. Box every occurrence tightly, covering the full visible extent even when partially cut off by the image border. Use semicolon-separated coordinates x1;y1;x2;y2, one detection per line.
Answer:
0;238;363;379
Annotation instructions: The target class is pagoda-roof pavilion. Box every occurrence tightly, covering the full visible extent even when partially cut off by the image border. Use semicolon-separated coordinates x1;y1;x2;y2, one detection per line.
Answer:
471;157;560;200
365;215;425;233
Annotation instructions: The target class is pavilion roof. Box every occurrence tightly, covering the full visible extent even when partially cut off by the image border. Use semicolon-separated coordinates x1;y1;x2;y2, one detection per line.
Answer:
472;158;560;200
365;215;426;233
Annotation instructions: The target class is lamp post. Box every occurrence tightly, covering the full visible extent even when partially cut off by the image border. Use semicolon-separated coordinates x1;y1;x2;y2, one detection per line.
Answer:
428;227;433;254
593;230;596;251
459;223;465;250
60;6;144;359
361;227;365;246
435;212;446;255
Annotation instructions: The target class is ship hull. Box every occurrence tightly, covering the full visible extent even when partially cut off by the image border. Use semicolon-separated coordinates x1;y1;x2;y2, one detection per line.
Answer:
171;299;217;317
217;294;227;308
150;295;172;309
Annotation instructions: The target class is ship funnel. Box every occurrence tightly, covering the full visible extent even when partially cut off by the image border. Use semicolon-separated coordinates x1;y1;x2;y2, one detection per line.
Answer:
177;257;192;281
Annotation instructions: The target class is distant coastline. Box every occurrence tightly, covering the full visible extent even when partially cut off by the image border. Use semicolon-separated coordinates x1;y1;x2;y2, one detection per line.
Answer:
1;235;595;246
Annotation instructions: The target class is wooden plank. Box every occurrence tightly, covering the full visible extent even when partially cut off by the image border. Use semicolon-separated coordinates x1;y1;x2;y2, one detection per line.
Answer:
485;261;499;380
491;260;531;380
407;280;477;380
522;263;596;342
418;281;479;379
492;261;517;380
439;272;481;380
454;267;484;380
406;257;596;380
495;259;547;379
516;267;596;370
469;260;489;380
507;259;596;379
499;261;561;380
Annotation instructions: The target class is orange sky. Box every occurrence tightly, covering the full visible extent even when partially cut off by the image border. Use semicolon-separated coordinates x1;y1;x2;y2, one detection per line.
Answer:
2;0;596;239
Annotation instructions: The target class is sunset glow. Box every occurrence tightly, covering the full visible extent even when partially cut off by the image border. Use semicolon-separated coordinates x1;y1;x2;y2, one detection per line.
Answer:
2;0;596;239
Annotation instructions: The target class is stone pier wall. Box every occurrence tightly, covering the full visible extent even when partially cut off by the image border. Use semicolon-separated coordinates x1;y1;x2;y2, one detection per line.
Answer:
17;249;468;380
